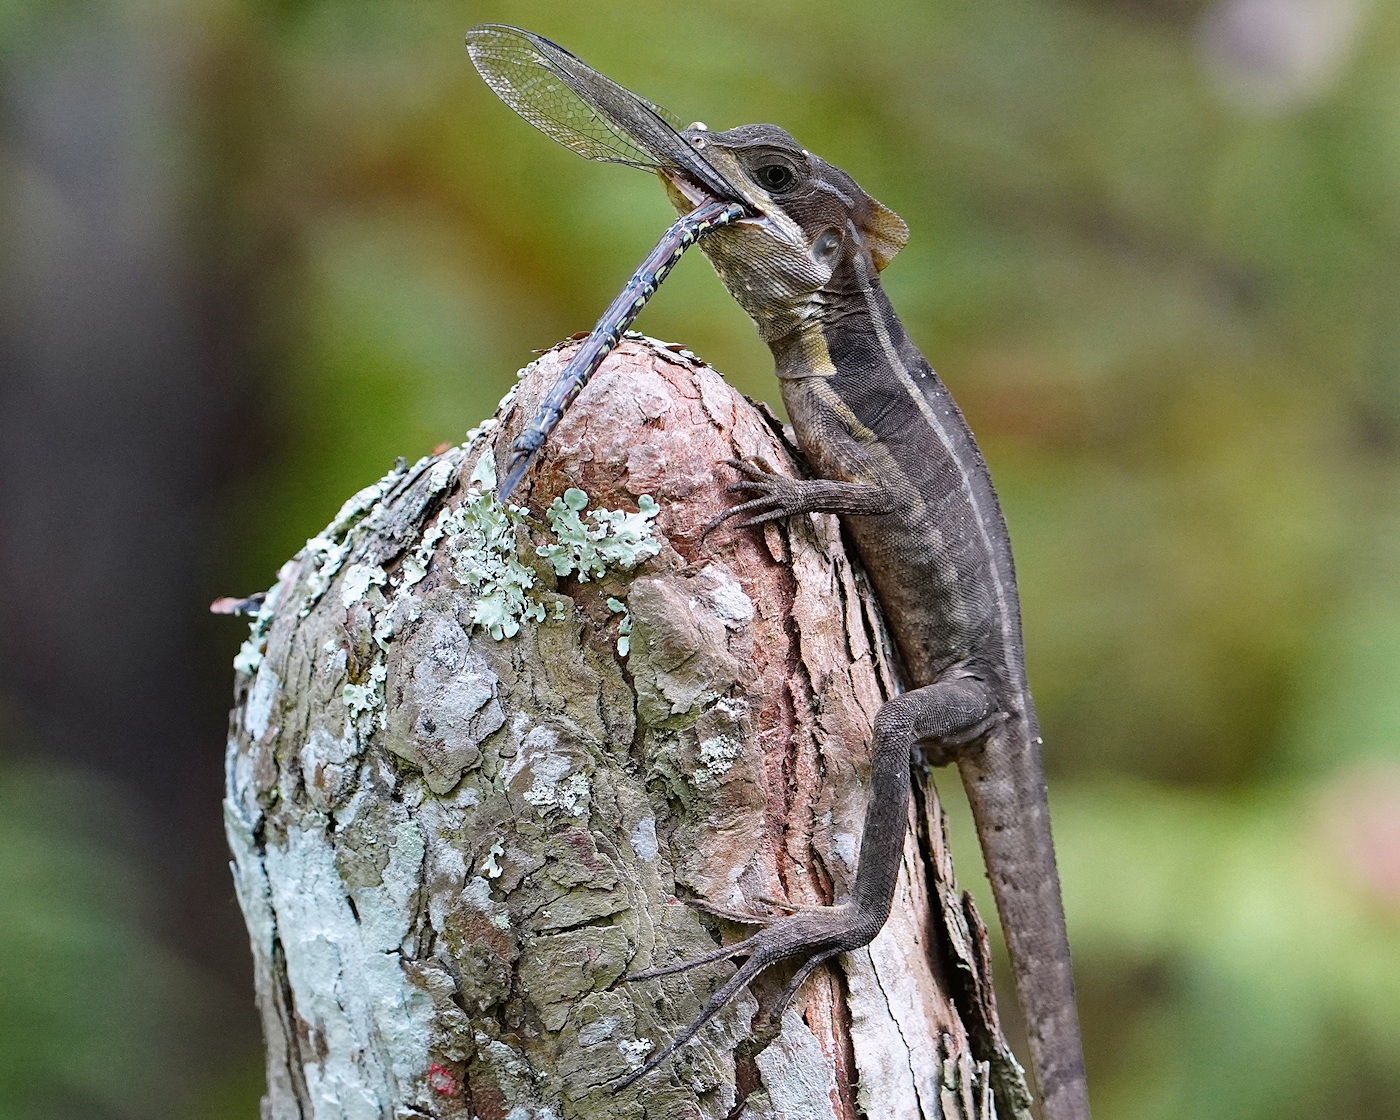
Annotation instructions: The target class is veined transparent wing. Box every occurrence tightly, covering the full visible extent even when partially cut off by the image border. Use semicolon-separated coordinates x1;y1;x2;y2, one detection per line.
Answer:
466;24;746;203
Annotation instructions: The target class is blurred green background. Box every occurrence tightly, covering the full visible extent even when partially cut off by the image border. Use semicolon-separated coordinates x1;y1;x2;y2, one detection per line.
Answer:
2;0;1399;1116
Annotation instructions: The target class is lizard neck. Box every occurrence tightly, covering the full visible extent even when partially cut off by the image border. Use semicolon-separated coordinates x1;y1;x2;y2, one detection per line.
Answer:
762;264;1034;708
762;267;917;385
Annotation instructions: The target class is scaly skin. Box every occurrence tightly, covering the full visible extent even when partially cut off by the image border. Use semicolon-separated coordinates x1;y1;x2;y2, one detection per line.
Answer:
615;124;1091;1120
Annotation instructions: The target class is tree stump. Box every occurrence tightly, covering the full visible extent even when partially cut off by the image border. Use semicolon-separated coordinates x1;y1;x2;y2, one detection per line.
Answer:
224;336;1028;1120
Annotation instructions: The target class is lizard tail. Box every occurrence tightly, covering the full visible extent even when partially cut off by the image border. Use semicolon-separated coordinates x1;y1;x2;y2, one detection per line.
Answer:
959;716;1092;1120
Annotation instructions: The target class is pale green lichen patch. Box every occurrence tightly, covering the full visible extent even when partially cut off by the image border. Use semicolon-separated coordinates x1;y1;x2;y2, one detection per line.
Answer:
371;602;398;649
441;488;545;640
429;458;661;644
537;490;660;582
400;451;474;589
469;448;496;492
607;596;633;657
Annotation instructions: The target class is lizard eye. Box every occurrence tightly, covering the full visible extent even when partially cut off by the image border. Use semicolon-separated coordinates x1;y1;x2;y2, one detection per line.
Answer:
755;163;796;193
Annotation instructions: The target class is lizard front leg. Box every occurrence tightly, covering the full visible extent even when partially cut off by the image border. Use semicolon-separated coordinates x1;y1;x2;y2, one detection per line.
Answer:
616;676;995;1089
705;457;905;532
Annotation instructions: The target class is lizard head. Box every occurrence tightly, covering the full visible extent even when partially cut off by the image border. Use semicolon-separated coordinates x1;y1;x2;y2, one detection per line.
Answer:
662;123;908;343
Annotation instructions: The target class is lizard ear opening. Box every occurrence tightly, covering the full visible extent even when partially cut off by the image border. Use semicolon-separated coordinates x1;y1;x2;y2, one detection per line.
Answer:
865;197;909;271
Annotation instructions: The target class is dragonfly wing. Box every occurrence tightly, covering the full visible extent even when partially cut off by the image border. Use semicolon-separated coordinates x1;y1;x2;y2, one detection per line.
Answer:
468;25;675;169
467;25;747;204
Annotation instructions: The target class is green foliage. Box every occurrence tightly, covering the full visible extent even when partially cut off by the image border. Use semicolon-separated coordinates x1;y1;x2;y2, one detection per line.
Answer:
0;761;199;1119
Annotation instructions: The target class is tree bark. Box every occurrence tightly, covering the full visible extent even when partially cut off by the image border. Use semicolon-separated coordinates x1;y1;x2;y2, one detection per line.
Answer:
225;336;1029;1120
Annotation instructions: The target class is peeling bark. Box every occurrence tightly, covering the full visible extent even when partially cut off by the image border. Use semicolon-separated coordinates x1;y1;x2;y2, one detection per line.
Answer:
225;336;1028;1120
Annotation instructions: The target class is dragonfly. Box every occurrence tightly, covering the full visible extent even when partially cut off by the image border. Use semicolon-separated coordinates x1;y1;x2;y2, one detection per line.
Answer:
466;24;754;500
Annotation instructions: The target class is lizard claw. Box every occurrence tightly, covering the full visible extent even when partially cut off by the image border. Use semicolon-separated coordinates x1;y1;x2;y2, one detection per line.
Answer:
699;459;800;540
721;457;776;480
622;929;761;983
612;934;777;1094
612;906;864;1092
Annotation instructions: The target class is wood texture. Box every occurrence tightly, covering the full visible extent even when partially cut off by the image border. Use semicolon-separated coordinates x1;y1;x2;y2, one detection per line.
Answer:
225;336;1021;1119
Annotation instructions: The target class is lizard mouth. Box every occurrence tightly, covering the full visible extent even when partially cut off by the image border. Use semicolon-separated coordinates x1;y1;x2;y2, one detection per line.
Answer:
661;167;771;233
662;165;724;209
664;170;712;208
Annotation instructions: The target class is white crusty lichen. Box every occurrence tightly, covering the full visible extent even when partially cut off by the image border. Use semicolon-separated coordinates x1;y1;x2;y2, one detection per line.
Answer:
522;764;591;818
299;458;411;616
698;734;744;785
261;824;434;1111
249;432;664;760
233;588;278;675
294;442;467;618
341;660;388;728
617;1037;653;1069
400;508;445;590
695;699;751;786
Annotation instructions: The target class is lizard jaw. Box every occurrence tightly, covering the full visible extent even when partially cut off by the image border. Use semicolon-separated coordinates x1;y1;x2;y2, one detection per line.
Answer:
661;168;714;209
661;168;771;234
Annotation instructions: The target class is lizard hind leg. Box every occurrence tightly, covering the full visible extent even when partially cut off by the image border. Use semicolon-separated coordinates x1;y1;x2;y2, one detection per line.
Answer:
616;676;996;1089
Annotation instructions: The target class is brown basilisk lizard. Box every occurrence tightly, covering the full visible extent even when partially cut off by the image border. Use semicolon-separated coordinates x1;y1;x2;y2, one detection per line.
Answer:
622;123;1092;1120
467;28;1091;1119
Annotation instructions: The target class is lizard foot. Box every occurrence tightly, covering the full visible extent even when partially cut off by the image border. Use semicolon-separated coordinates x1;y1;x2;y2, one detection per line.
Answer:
613;905;871;1091
699;458;803;539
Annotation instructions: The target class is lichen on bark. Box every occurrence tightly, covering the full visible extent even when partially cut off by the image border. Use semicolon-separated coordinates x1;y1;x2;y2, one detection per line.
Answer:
226;336;1025;1120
